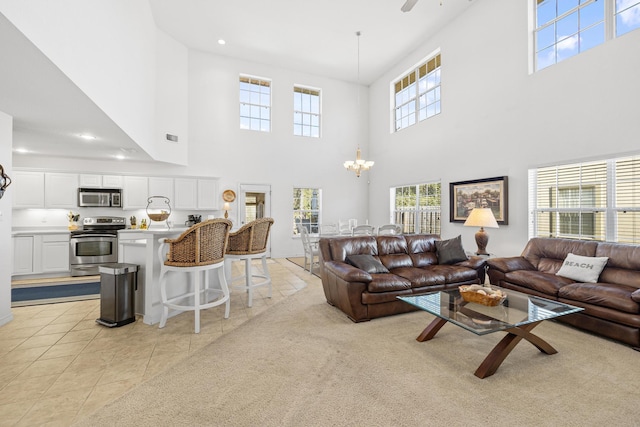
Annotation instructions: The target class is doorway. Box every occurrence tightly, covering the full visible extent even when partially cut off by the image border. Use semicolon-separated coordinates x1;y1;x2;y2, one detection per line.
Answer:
239;184;272;254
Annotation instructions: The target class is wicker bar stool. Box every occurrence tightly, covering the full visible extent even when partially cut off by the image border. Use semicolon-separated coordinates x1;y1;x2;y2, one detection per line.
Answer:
157;219;232;333
225;217;274;307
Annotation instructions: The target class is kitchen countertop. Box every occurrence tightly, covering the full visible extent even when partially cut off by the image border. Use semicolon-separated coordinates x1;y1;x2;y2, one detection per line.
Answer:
12;227;71;236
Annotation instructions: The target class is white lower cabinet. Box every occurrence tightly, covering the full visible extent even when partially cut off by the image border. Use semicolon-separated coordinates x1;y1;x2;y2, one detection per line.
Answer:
12;233;70;275
13;236;34;275
41;234;71;272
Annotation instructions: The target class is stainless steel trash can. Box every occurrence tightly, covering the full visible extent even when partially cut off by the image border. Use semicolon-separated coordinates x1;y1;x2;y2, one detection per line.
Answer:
96;263;138;327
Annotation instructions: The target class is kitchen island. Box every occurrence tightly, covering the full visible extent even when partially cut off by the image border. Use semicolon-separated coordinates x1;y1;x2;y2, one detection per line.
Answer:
118;227;192;325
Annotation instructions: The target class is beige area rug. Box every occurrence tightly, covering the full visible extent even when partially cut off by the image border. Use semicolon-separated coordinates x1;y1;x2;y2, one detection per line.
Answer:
75;283;639;427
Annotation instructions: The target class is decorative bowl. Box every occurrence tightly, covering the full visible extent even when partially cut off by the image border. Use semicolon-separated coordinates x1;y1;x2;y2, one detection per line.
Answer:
148;212;170;222
459;285;506;307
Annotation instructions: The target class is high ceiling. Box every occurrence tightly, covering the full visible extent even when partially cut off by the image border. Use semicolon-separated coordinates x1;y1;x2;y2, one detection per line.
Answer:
1;0;474;163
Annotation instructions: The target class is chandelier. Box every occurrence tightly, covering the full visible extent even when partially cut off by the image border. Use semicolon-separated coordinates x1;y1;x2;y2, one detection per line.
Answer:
344;147;374;178
344;31;374;178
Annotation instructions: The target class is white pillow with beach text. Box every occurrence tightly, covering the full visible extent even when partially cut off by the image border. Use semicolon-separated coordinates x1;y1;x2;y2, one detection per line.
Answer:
556;253;608;283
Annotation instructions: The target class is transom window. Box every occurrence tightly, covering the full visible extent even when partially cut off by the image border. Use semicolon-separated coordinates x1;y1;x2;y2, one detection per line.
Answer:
392;53;441;132
293;187;321;235
293;86;321;138
529;154;640;243
391;182;441;234
534;0;640;71
239;75;271;132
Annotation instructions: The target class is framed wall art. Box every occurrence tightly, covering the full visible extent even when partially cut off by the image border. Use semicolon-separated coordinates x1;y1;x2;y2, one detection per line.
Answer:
449;176;508;224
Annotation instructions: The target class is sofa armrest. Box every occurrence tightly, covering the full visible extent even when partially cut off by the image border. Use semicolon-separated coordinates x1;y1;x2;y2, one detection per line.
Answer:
324;261;373;283
456;256;486;270
486;257;536;273
632;289;640;303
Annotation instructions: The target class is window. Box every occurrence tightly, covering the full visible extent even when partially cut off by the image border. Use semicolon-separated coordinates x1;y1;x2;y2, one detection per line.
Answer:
393;53;441;132
293;86;321;138
293;187;321;235
534;0;640;71
391;182;441;234
239;76;271;132
529;154;640;243
616;0;640;36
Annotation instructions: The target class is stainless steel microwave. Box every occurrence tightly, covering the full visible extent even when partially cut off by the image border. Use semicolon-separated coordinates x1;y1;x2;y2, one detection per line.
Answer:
78;188;122;207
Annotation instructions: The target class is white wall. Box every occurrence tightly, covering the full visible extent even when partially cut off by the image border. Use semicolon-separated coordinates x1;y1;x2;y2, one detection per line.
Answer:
0;111;13;326
367;0;640;257
186;51;371;257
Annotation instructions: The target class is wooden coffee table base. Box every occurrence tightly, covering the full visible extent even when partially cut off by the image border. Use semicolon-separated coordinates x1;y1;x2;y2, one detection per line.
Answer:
416;317;558;379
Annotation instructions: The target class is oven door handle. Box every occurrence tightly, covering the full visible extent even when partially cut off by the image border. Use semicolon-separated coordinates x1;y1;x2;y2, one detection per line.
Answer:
72;234;117;239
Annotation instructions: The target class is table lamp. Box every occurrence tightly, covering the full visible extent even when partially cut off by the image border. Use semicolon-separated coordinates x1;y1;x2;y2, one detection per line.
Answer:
464;208;499;255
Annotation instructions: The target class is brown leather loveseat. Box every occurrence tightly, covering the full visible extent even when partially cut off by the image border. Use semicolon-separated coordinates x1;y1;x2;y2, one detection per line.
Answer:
487;237;640;348
318;234;486;322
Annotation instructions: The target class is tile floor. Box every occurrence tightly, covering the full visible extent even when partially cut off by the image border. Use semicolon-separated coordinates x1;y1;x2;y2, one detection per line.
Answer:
0;258;317;426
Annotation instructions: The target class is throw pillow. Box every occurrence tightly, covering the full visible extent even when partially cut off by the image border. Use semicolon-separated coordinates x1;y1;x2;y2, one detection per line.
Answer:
556;253;609;283
346;254;389;274
436;235;468;265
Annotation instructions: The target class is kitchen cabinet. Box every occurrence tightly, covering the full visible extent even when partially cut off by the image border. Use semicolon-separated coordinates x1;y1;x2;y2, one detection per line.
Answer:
12;171;45;208
44;173;78;208
174;178;219;210
148;177;174;207
12;233;70;275
123;176;149;209
13;236;34;274
41;234;70;272
174;178;198;209
80;174;123;188
197;179;219;210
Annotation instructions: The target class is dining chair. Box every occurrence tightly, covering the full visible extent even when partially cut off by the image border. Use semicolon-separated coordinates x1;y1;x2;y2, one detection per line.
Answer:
225;217;275;308
352;224;376;236
339;219;357;235
377;224;402;235
297;224;320;274
157;219;232;333
320;223;340;236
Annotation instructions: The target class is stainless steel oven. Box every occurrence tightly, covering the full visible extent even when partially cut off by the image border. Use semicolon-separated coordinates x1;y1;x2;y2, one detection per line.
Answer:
70;216;125;276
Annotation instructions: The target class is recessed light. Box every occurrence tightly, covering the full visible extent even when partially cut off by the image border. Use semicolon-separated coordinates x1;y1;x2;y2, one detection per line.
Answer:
217;39;226;45
79;134;96;141
115;154;126;160
14;148;29;153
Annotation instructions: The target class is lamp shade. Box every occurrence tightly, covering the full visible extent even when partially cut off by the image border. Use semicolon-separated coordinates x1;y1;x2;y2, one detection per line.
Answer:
463;208;499;228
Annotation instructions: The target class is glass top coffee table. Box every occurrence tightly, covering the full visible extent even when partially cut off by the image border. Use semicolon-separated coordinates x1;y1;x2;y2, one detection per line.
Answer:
398;286;583;378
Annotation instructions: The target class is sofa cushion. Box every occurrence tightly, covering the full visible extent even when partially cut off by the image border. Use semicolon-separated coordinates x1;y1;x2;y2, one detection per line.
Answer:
391;267;446;287
556;253;608;283
346;254;389;274
505;270;574;296
559;283;640;314
366;274;412;293
436;235;468;265
429;265;478;284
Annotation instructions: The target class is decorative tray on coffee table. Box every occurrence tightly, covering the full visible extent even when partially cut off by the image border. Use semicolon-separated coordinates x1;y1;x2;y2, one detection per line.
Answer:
459;285;507;306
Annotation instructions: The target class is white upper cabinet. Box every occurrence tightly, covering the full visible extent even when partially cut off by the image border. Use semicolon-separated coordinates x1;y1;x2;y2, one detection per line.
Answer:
123;176;149;209
12;171;45;208
79;174;123;188
44;173;78;208
148;177;174;208
174;178;198;210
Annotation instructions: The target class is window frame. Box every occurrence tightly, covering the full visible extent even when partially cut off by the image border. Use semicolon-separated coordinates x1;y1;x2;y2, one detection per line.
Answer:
292;187;322;236
528;154;640;243
293;85;321;138
390;181;441;235
532;0;640;72
390;51;441;133
239;74;272;132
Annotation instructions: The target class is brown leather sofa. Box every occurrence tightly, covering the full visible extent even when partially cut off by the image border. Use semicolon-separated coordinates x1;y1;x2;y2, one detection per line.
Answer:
487;237;640;348
318;234;486;322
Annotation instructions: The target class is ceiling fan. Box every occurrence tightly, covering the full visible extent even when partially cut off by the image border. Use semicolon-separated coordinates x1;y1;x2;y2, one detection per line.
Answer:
401;0;419;12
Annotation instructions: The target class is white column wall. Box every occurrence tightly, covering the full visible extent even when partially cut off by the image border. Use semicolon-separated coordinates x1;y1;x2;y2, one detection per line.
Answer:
367;0;640;256
0;0;183;163
0;111;13;326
